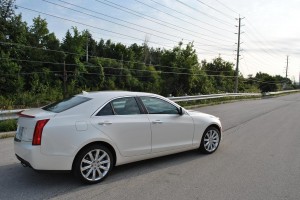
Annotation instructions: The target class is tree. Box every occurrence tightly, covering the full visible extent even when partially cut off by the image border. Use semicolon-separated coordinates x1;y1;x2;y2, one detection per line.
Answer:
201;57;235;93
255;72;278;92
0;52;23;95
160;42;200;96
61;27;88;94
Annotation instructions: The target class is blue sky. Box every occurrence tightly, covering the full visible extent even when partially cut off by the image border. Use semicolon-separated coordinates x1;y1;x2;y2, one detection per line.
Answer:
16;0;300;82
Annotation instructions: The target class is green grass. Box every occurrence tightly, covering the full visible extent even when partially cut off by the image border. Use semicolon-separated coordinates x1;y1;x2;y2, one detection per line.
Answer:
0;119;17;132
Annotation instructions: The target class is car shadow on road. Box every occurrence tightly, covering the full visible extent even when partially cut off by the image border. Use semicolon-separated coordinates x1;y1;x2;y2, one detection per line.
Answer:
0;150;205;199
108;150;203;182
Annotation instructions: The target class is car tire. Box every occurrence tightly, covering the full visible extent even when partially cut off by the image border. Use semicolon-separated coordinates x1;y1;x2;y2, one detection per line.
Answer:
73;144;114;184
199;126;221;154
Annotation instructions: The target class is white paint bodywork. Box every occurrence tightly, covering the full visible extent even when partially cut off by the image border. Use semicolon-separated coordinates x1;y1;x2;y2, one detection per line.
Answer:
14;91;222;170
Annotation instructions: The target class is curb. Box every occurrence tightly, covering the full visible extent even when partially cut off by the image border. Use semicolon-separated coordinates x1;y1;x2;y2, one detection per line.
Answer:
0;131;15;139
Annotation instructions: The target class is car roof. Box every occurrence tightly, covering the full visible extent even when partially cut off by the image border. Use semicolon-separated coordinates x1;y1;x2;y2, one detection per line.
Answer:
76;91;160;99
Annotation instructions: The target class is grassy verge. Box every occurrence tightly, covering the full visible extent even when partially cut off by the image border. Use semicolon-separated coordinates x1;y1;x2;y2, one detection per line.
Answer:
0;132;15;139
0;119;17;132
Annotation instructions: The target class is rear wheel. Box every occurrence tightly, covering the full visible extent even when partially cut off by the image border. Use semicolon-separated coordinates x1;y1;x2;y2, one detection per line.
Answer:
73;144;113;184
199;127;220;154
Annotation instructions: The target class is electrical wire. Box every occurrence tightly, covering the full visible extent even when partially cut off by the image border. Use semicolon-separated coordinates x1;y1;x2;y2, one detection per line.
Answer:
132;0;235;39
94;0;235;43
148;0;233;33
0;56;237;77
0;41;234;72
194;0;235;20
214;0;239;15
46;0;188;43
173;0;235;26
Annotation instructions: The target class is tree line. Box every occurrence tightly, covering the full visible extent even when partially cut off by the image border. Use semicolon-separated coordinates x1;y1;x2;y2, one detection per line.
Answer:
0;0;295;108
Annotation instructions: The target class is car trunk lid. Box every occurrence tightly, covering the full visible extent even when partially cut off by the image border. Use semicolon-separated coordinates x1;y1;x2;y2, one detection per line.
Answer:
16;108;56;142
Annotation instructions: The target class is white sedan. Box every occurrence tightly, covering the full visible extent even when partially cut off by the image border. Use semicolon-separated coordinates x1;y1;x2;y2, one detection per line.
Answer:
14;91;222;184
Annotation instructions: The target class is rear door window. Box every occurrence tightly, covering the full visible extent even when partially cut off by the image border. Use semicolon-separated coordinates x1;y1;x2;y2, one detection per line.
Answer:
111;97;141;115
97;97;141;116
97;103;114;116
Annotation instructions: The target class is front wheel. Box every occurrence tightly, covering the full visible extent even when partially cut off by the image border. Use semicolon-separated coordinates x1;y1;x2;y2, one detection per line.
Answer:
199;127;221;154
73;144;114;184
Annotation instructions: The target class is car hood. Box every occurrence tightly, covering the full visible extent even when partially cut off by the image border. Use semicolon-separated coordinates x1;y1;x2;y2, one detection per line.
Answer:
186;109;219;119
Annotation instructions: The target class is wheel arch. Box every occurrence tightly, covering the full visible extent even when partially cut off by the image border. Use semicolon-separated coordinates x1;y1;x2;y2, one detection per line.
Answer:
204;123;222;139
72;141;117;171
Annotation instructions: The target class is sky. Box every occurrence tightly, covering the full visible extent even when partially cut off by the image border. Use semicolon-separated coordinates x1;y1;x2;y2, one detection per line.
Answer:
15;0;300;83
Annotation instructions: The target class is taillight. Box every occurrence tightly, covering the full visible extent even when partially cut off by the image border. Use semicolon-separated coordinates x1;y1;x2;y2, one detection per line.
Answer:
32;119;49;145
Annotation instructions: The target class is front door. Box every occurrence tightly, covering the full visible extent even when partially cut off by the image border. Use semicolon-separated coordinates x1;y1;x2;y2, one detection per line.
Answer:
140;96;194;153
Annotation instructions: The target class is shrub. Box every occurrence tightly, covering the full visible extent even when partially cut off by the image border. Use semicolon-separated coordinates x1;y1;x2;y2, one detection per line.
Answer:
0;119;17;132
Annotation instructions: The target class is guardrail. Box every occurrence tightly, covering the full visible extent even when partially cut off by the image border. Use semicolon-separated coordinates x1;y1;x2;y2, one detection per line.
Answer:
1;90;299;121
268;89;300;95
168;93;261;102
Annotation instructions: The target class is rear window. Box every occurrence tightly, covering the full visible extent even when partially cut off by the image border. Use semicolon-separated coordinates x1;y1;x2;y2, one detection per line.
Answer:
42;96;91;113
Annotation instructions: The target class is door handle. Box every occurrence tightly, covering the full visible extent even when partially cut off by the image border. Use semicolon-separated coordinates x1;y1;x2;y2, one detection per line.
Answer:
152;120;163;124
98;121;112;126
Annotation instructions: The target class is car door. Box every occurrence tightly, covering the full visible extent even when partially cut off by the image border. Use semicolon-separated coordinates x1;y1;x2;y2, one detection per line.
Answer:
91;97;151;157
139;96;194;153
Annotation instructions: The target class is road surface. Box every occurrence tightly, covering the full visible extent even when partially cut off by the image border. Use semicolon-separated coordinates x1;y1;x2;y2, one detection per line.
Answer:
0;93;299;200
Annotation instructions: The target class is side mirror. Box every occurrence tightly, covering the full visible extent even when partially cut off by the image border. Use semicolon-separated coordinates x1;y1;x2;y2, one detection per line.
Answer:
178;107;184;115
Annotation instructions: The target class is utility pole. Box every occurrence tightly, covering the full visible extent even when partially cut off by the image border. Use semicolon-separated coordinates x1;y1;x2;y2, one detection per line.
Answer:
234;16;244;93
86;38;89;63
63;61;67;98
121;53;123;75
285;55;289;78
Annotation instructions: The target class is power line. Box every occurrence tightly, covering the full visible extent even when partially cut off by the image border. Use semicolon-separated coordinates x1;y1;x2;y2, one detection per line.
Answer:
173;0;235;27
48;0;188;43
41;1;182;44
16;5;177;48
94;0;235;43
214;0;239;15
0;41;234;73
1;71;63;76
194;0;235;20
148;0;233;33
0;56;237;78
18;4;235;51
244;32;280;60
244;18;282;56
132;0;235;38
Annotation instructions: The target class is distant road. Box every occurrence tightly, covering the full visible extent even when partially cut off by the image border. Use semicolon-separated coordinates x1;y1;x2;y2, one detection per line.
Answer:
1;93;300;200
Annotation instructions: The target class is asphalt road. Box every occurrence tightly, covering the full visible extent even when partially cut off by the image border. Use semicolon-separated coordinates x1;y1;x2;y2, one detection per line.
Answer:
1;93;300;200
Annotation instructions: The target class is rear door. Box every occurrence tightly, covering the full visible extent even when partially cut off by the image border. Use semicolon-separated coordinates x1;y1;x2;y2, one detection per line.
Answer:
139;96;194;153
91;97;151;157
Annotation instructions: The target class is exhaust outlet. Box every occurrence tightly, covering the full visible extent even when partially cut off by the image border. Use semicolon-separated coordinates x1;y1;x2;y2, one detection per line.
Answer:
21;162;28;167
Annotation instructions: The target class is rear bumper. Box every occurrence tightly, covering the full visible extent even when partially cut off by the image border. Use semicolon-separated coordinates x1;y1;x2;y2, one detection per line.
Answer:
15;154;33;168
14;141;74;170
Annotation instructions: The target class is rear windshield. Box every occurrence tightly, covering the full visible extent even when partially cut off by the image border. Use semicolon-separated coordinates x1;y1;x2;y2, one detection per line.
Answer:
42;96;91;113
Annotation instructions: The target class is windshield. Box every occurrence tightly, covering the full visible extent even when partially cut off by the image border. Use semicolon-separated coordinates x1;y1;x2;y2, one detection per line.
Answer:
42;96;91;113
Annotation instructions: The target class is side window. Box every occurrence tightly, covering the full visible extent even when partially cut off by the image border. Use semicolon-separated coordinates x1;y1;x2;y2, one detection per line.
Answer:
140;97;179;114
112;97;141;115
97;103;114;116
97;97;141;116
